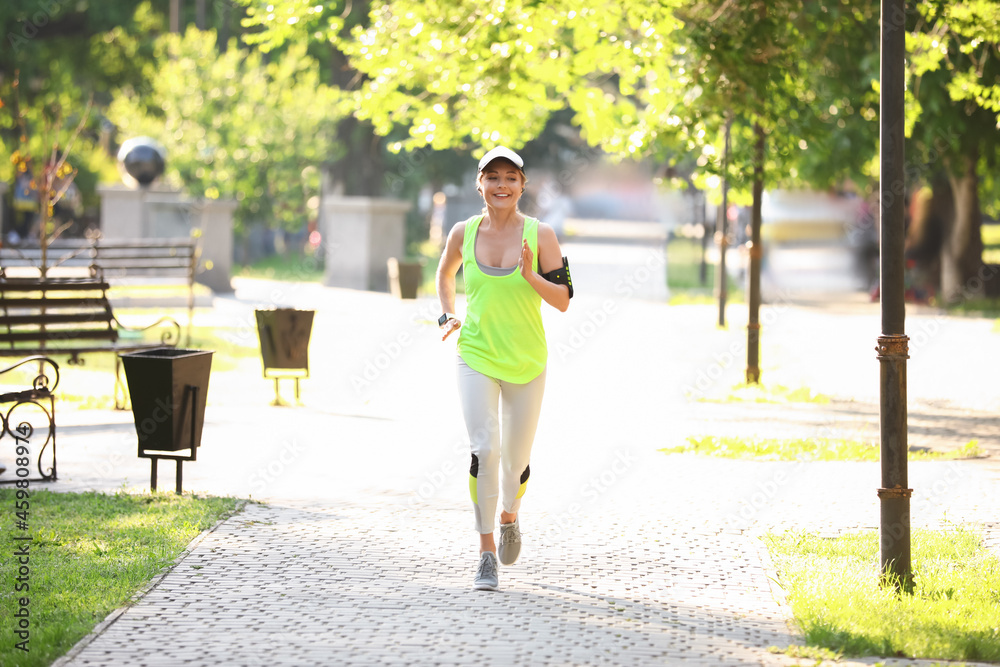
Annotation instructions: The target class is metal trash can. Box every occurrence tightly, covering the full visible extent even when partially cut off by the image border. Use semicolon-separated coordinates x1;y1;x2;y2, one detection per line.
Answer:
120;347;213;493
255;308;314;405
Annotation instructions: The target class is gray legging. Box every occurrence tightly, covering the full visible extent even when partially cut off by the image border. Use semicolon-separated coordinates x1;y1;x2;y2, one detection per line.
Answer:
457;356;546;534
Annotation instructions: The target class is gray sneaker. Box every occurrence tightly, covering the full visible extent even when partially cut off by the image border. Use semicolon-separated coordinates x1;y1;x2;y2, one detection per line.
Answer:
473;551;499;591
498;519;521;565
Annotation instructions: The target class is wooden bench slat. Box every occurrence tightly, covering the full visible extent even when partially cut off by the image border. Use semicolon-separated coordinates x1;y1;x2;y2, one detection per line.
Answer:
102;255;193;260
0;341;167;356
95;248;195;255
0;280;110;292
2;313;113;326
0;329;118;343
92;239;195;248
0;297;109;308
99;261;193;268
1;239;193;249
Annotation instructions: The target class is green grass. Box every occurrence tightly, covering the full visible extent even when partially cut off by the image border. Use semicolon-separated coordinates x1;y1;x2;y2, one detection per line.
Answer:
234;252;324;282
660;435;984;461
666;236;715;290
698;383;831;404
666;236;743;305
946;297;1000;319
766;528;1000;662
0;489;245;667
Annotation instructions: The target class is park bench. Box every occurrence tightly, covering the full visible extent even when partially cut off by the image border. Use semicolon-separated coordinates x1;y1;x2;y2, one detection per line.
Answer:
0;276;181;409
0;355;59;483
0;237;199;338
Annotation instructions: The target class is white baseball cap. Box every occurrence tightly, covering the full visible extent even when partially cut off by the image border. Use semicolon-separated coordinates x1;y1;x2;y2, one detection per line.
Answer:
478;146;524;172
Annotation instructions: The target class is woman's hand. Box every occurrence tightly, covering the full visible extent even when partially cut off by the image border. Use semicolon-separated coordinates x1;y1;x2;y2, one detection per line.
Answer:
518;238;534;280
441;317;462;341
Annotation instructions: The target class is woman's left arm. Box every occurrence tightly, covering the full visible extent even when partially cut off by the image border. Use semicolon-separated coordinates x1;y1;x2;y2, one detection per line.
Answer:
520;223;570;312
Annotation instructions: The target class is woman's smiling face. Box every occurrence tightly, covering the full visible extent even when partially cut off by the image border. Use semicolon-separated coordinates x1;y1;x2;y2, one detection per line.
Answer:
478;159;525;209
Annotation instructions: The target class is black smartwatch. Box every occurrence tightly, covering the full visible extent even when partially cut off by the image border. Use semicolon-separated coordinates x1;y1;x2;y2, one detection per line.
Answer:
438;313;456;327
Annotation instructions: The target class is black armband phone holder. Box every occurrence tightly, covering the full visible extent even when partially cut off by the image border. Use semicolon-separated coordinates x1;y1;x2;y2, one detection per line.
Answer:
541;256;574;298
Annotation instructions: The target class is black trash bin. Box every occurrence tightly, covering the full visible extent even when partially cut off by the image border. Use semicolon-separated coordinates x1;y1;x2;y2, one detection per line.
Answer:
120;347;213;493
255;308;314;405
387;257;423;299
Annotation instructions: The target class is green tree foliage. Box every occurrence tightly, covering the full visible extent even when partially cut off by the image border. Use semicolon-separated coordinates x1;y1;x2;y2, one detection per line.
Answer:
904;0;1000;299
609;1;826;200
787;3;880;191
251;1;856;199
239;0;347;54
911;0;1000;124
333;2;679;158
1;1;153;97
561;1;879;204
107;28;344;233
3;70;93;266
0;1;163;202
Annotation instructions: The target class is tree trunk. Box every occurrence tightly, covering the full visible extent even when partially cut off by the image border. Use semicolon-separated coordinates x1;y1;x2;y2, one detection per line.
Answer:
218;0;229;52
746;123;765;384
941;150;985;302
325;117;385;197
327;23;386;198
170;0;182;33
716;116;732;327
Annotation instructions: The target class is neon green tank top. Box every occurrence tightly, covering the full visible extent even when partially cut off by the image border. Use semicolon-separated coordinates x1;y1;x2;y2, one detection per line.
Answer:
458;215;547;383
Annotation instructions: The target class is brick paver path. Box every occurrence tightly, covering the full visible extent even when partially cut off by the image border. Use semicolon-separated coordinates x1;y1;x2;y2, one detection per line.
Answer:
58;501;796;666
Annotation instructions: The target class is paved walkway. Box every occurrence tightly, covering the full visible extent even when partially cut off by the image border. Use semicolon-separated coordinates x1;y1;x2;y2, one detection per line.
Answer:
56;502;795;666
26;230;1000;666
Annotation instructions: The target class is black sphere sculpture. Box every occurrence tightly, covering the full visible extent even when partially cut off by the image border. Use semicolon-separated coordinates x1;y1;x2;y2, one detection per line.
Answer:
117;137;166;188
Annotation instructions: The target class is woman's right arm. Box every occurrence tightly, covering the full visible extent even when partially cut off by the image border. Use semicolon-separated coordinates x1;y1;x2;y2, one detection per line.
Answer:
436;222;465;341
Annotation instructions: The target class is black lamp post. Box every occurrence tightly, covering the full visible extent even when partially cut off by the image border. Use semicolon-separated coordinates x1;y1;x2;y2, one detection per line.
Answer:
877;0;913;592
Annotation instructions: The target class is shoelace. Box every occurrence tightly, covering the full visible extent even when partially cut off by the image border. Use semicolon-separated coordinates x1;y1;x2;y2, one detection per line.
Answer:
477;554;497;579
500;525;520;545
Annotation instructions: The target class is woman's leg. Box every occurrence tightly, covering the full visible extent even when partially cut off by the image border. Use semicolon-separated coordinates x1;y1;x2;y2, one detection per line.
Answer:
498;367;547;520
456;358;502;552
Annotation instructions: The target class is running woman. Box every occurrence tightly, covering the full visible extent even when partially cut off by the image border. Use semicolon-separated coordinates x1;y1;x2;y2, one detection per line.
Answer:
436;146;573;591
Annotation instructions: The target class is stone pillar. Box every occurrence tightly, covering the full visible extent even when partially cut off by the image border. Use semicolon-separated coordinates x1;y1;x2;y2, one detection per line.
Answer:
97;183;236;293
195;198;236;292
97;184;193;237
321;196;412;292
97;184;146;237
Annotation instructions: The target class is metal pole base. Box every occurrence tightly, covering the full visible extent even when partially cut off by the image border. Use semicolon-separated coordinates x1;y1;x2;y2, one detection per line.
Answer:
878;486;914;593
877;335;911;592
746;322;761;383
